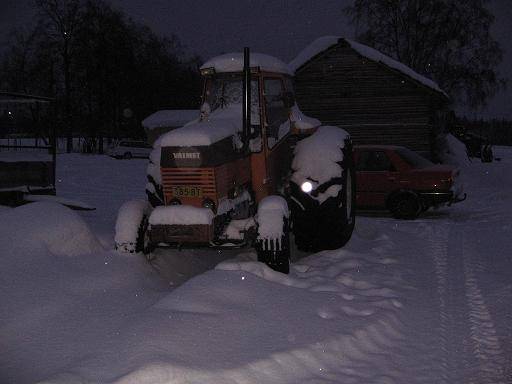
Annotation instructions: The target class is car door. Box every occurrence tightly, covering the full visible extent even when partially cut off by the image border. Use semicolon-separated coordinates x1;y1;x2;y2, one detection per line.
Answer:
356;150;399;208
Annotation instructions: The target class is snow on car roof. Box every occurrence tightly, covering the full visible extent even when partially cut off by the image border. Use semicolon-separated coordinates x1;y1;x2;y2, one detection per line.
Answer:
201;52;293;75
142;110;199;130
290;36;447;97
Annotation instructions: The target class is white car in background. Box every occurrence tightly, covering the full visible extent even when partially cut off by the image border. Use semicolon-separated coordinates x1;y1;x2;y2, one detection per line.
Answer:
109;140;152;159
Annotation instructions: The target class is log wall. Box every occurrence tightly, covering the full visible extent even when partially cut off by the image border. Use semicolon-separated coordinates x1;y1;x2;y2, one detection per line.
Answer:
294;42;447;155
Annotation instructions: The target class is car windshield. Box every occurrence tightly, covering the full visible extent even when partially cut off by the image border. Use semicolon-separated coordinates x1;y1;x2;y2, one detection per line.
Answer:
396;148;434;168
205;75;259;113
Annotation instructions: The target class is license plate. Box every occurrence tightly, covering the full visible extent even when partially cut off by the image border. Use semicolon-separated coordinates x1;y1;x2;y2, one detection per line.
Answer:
172;186;203;198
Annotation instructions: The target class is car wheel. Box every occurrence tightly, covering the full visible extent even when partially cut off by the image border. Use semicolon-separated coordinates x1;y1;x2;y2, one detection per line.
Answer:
123;152;132;159
389;192;421;219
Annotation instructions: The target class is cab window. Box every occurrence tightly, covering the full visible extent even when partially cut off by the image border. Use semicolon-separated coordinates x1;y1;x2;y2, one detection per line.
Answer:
264;78;289;149
357;151;394;171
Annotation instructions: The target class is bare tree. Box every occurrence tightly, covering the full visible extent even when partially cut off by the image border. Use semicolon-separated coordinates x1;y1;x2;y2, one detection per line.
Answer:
35;0;83;152
345;0;506;109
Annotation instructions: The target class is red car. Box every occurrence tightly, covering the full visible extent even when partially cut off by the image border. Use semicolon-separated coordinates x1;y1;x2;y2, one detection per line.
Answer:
354;145;466;219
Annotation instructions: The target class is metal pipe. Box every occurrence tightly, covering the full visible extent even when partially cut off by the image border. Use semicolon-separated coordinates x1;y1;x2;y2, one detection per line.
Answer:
242;47;251;149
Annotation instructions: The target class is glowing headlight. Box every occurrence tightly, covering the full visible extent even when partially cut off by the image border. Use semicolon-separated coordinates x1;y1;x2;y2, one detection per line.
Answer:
202;198;216;211
301;181;313;193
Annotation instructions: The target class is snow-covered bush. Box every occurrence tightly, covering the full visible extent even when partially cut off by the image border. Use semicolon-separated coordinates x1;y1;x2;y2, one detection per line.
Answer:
115;200;150;253
437;133;470;167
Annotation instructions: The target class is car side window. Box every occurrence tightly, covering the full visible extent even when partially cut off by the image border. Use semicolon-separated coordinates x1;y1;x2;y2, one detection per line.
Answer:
357;151;393;171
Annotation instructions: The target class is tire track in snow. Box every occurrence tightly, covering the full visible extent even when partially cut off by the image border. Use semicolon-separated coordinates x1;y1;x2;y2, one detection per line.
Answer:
461;231;507;384
428;225;450;384
429;223;507;384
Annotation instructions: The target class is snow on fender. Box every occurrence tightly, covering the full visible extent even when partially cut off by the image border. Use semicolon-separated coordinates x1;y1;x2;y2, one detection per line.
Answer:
291;125;349;203
115;200;150;253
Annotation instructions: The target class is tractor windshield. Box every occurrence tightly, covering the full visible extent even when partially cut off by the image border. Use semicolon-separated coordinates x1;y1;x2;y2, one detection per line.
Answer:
205;75;260;122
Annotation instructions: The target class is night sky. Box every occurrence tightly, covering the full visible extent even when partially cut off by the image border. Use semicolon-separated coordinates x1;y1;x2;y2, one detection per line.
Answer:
1;0;511;119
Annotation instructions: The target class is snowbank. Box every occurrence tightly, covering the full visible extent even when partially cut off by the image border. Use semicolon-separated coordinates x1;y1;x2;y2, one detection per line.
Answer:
291;126;348;202
201;52;292;75
0;202;102;257
114;199;149;252
149;205;214;226
142;109;198;130
290;36;447;96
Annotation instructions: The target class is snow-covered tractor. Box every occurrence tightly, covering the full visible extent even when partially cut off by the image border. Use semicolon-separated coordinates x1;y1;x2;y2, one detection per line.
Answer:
115;49;355;274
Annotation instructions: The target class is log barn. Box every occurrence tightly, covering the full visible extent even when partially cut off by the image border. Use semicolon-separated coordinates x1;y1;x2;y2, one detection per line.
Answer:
290;37;450;157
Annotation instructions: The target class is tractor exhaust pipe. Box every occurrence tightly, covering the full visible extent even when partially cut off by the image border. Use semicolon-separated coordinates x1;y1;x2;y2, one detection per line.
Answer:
242;47;251;149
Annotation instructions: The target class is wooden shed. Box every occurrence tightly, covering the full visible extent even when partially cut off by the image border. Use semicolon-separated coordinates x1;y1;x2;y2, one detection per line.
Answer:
290;37;450;157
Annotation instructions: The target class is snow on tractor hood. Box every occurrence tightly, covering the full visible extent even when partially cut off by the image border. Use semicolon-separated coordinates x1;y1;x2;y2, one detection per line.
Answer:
159;104;255;148
201;52;292;75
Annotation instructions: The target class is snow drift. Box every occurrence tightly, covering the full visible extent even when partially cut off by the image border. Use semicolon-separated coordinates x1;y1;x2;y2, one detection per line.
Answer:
0;202;102;257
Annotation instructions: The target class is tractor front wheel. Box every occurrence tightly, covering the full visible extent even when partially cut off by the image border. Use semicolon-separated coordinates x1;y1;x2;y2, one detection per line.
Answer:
256;196;290;274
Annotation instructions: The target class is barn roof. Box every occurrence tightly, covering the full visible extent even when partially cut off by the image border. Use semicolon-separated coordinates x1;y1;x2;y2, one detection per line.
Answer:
290;36;448;98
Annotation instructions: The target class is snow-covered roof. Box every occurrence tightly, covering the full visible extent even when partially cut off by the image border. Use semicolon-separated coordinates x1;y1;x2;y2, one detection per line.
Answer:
142;110;199;130
201;52;293;75
290;36;447;97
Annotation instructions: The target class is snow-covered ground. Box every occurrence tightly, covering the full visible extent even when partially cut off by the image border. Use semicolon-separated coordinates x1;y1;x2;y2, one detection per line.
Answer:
1;149;512;383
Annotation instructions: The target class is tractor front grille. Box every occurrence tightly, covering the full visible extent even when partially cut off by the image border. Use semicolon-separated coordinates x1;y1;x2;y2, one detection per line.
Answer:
161;167;216;206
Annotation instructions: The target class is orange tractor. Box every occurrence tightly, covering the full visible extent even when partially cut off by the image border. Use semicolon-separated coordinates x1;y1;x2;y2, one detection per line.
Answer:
115;48;355;273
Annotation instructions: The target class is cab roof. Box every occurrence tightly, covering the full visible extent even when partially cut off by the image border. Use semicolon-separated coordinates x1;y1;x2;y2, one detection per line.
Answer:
200;52;292;76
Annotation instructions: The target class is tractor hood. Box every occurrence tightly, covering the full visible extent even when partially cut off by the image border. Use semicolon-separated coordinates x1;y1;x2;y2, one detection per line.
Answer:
159;105;254;168
160;105;245;148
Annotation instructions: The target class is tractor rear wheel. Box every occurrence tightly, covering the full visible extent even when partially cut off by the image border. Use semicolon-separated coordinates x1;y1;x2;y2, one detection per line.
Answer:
291;142;356;251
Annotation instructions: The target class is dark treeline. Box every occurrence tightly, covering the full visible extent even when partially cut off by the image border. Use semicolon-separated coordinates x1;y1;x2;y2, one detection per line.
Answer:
458;118;512;146
0;0;202;152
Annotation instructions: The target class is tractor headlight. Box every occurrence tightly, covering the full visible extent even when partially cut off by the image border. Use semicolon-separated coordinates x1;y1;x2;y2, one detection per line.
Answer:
301;181;314;193
202;198;216;211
